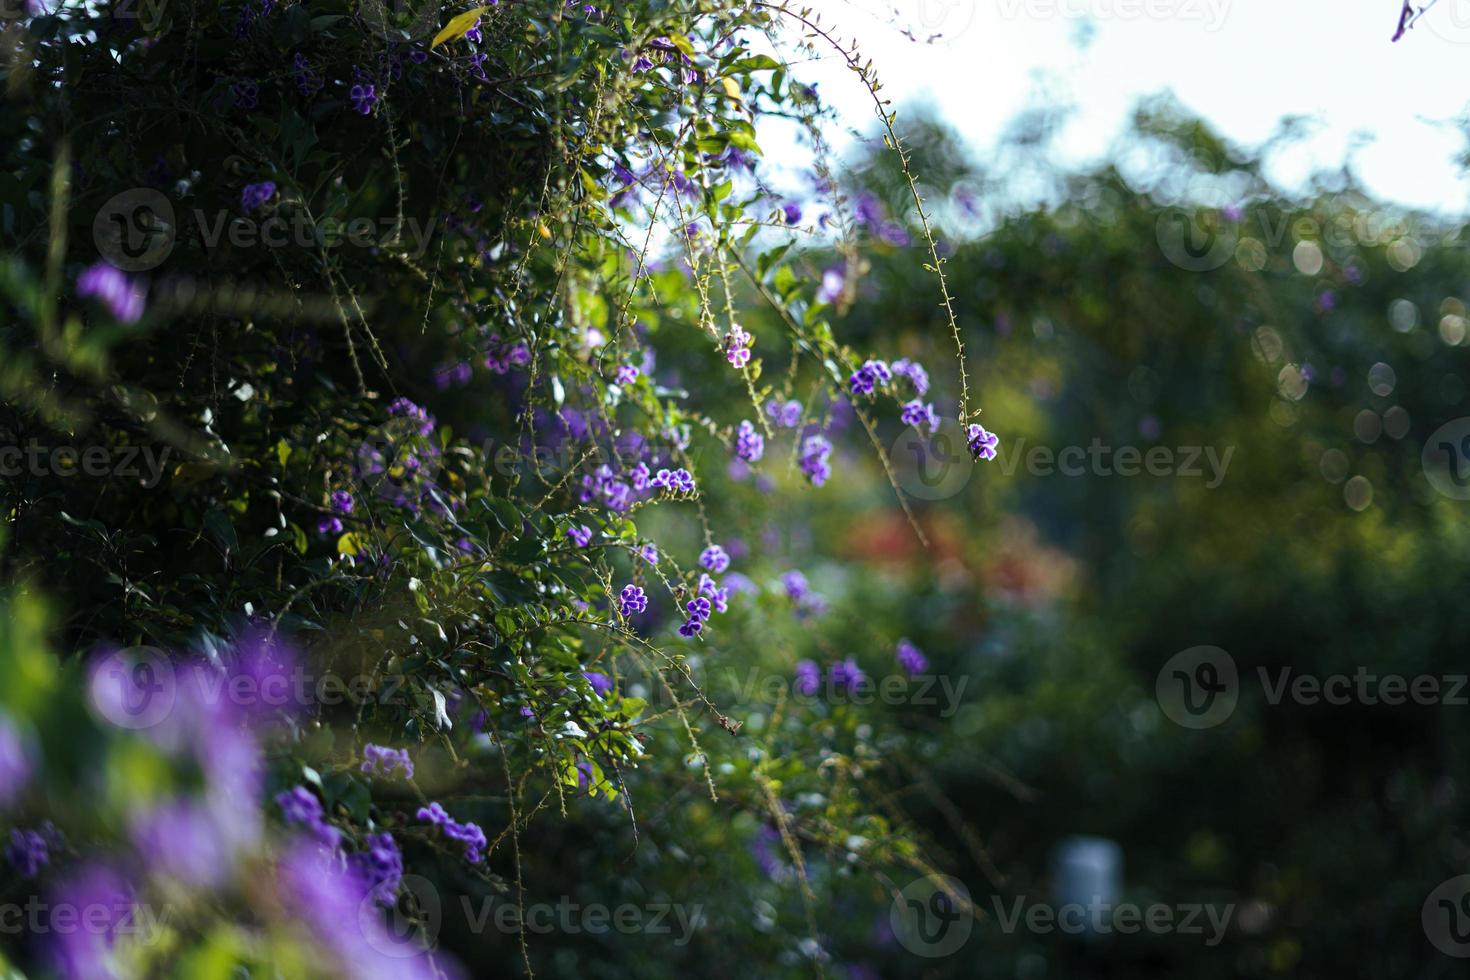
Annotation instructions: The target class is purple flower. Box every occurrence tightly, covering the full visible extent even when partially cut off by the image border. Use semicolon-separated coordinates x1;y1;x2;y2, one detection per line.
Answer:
678;617;703;637
618;584;648;617
699;544;730;573
751;824;787;879
896;639;928;676
818;266;845;304
387;396;435;436
317;516;343;536
7;827;50;878
418;801;486;863
725;325;753;368
649;467;697;493
735;419;764;462
76;262;145;324
967;423;999;462
0;712;32;806
360;743;414;779
293;53;323;97
782;202;802;225
276;785;341;849
766;399;802;428
348;831;403;906
330;490;354;514
45;864;136;980
891;358;930;396
231;79;259;110
638;542;657;564
350;82;377;115
829;657;865;692
241;180;275;212
130;798;229;887
849;359;891;396
901;399;940;434
799;435;832;487
781;570;809;602
583;671;613;697
698;573;729;613
567;524;592;548
794;660;821;696
616;364;640;384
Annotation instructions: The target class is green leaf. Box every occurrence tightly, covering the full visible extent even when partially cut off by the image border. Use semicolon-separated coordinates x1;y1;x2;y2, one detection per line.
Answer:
203;509;238;554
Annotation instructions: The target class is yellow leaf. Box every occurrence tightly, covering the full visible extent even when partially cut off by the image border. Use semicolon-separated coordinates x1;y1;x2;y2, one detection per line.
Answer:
720;77;742;102
337;532;362;556
431;5;488;49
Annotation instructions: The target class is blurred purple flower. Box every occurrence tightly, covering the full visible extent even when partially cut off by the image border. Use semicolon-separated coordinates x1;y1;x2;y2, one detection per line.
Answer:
77;262;145;323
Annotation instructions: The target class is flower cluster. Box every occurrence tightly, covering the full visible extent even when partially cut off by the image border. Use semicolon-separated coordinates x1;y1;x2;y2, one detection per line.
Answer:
241;181;275;212
6;826;53;878
799;435;833;487
293;53;322;97
794;659;822;696
387;396;436;437
891;358;930;396
780;569;828;616
901;398;941;434
485;333;532;374
618;584;648;617
318;489;355;535
276;785;341;849
699;544;730;573
349;70;377;115
698;573;729;614
724;325;753;368
417;801;487;864
348;832;403;906
735;420;764;462
896;638;928;675
765;398;803;428
967;423;1000;461
793;657;868;697
649;467;697;494
360;743;414;779
434;360;474;389
848;359;892;396
77;262;145;324
580;464;636;512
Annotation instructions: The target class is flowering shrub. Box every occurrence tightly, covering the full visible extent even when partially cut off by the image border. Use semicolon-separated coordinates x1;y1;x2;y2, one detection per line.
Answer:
0;1;988;976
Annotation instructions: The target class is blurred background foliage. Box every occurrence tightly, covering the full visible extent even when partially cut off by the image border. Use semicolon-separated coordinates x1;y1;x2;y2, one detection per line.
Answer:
2;0;1469;976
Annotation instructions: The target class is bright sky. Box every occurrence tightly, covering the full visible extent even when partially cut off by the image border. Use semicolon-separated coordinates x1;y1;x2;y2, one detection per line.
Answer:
784;0;1470;215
